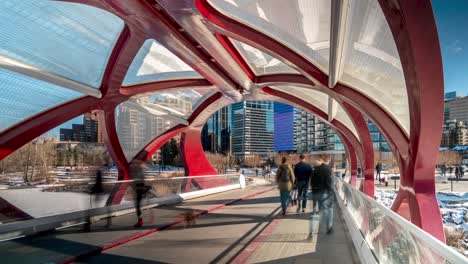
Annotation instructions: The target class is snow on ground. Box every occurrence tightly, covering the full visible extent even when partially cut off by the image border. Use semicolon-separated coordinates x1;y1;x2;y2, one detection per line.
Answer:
375;189;468;256
0;188;108;218
375;190;468;230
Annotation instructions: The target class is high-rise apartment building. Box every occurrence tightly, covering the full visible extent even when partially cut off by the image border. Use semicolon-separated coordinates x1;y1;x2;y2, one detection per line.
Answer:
60;111;102;143
117;93;193;159
231;101;274;158
441;120;468;147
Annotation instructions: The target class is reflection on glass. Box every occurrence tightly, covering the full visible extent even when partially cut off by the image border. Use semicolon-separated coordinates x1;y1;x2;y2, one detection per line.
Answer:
340;0;409;134
116;89;213;161
123;39;202;86
230;39;298;75
336;180;451;264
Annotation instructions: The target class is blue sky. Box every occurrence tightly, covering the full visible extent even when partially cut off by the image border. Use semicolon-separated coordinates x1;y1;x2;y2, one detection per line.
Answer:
433;0;468;96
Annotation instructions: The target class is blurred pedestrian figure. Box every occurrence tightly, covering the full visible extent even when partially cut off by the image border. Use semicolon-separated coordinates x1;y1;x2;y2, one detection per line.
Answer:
294;154;313;213
441;163;447;179
256;168;259;177
276;156;295;215
130;160;150;228
461;165;465;179
375;162;382;181
455;165;460;182
84;166;109;231
311;154;335;234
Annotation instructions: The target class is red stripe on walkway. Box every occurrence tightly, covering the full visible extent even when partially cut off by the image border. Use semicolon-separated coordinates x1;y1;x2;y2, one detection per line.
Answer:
232;218;280;264
55;187;275;264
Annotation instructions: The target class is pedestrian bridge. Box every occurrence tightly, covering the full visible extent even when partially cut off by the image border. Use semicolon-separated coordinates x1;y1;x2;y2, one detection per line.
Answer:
0;175;465;263
0;0;460;262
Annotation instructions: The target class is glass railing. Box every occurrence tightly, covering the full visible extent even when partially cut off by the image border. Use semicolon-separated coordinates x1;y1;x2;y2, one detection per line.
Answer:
335;178;467;264
0;174;240;224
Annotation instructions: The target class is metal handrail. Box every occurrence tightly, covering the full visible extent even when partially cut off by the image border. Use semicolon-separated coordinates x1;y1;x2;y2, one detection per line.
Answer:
336;178;467;264
0;174;240;189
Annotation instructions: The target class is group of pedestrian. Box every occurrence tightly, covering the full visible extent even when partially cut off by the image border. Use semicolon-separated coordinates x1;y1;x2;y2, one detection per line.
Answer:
439;163;465;181
275;154;335;234
455;164;465;181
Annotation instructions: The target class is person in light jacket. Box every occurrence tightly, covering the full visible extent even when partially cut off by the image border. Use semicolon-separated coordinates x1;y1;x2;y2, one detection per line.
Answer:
276;156;296;216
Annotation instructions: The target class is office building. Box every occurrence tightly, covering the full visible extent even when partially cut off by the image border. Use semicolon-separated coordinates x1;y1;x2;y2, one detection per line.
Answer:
273;103;295;152
445;95;468;124
202;105;231;154
231;101;274;158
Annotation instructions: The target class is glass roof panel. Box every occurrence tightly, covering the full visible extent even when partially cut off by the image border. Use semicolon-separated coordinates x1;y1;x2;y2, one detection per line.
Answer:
340;0;409;134
116;88;214;161
0;68;84;132
334;100;359;140
270;85;328;114
210;0;331;73
123;39;202;86
229;38;299;75
270;85;359;139
0;1;124;88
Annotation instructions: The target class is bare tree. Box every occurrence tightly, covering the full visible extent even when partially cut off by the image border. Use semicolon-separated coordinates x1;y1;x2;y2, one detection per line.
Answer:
438;150;462;165
243;154;261;168
205;152;226;173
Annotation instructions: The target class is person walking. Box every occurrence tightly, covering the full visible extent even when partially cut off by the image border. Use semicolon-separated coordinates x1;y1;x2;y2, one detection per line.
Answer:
84;166;110;231
276;156;295;216
375;162;382;181
455;165;460;182
130;160;150;228
294;154;313;213
311;154;335;234
441;163;447;179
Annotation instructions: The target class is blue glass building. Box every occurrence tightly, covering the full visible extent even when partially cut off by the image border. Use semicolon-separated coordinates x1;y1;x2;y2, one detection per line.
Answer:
274;102;294;152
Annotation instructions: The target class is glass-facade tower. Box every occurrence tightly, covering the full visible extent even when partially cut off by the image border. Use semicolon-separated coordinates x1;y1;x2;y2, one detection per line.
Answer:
231;101;274;158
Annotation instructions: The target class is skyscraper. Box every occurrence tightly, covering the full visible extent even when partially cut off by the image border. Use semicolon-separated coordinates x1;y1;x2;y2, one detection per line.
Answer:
274;102;294;152
231;101;274;158
202;105;231;154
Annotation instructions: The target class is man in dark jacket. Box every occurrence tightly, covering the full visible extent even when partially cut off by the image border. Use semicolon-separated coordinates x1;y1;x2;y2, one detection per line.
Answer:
294;154;313;213
376;163;382;180
311;154;334;234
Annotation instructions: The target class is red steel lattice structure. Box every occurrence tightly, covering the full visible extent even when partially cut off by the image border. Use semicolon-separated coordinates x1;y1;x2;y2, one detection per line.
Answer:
0;0;445;241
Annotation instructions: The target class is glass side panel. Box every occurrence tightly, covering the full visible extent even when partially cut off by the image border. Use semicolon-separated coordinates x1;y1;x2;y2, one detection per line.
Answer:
270;85;328;114
270;86;359;139
210;0;331;73
336;179;464;264
0;69;84;132
229;38;299;75
0;1;124;88
116;88;213;161
340;0;409;134
123;39;202;86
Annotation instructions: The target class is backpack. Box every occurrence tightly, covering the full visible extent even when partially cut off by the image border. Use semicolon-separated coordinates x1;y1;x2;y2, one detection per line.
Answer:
280;166;291;183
